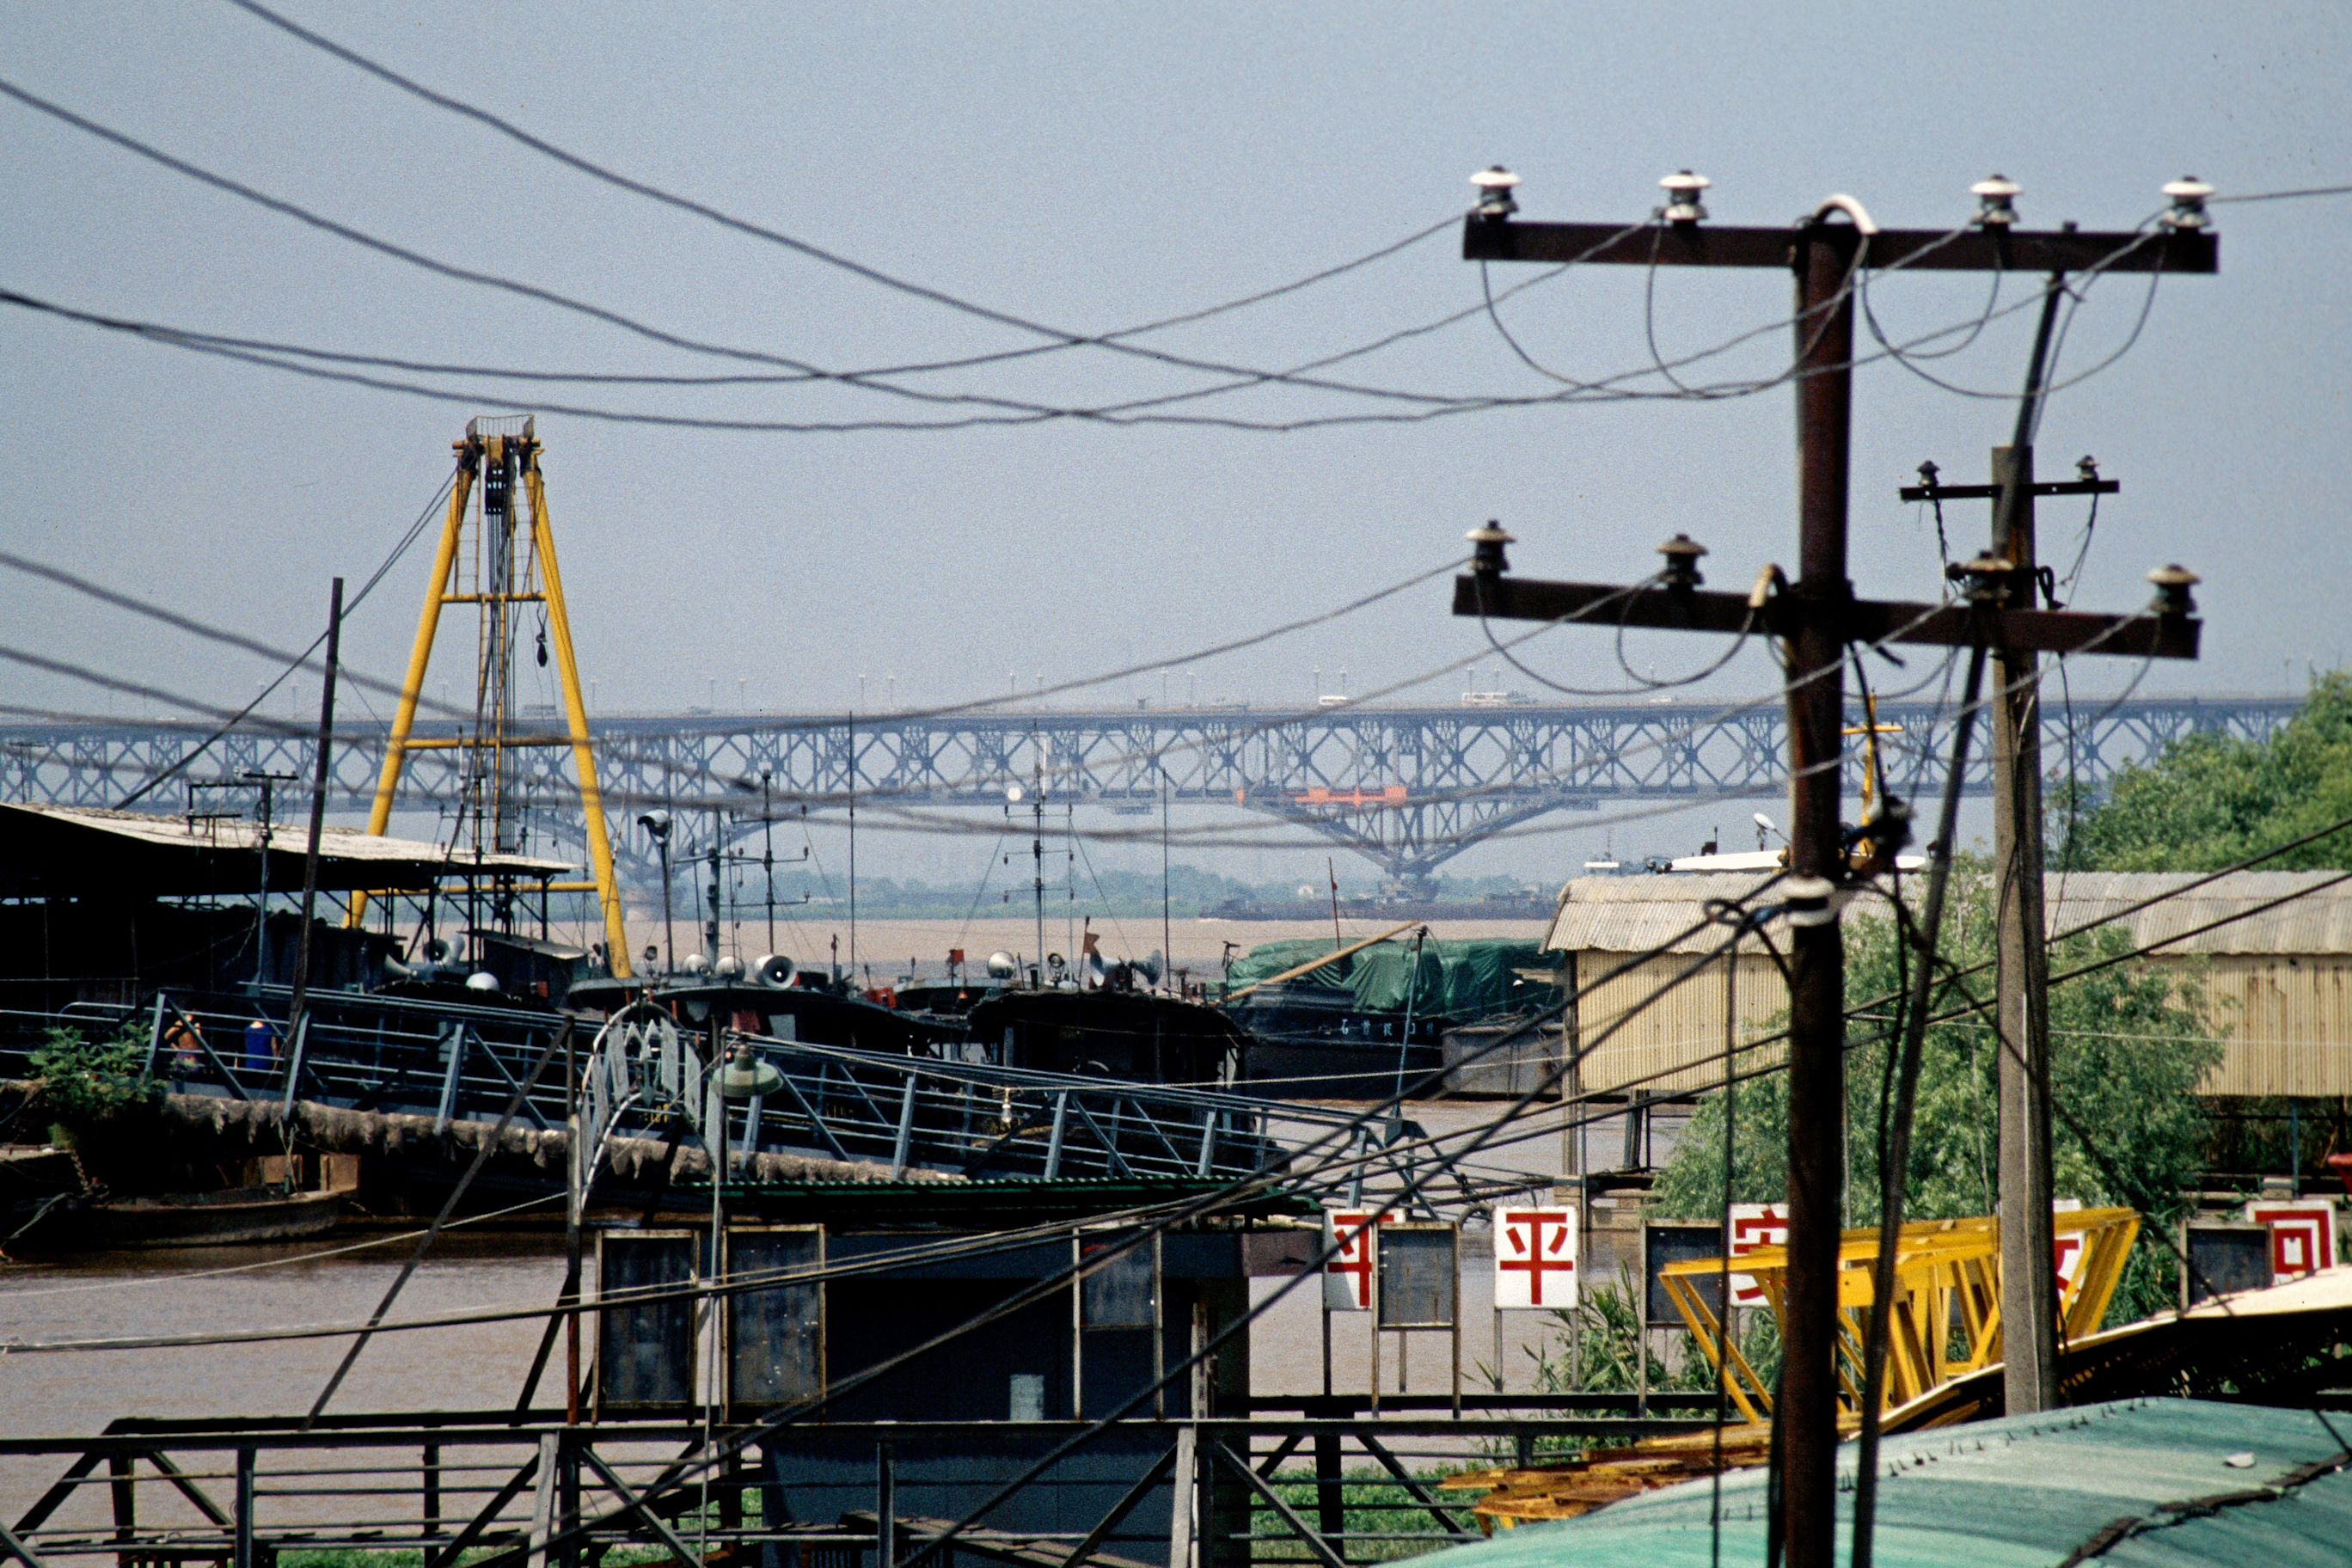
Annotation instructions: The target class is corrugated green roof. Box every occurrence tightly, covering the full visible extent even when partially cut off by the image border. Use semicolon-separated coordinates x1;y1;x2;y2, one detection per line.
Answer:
1425;1399;2352;1566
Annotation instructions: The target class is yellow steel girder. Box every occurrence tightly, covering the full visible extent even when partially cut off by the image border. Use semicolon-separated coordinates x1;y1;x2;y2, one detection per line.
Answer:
1657;1206;2140;1422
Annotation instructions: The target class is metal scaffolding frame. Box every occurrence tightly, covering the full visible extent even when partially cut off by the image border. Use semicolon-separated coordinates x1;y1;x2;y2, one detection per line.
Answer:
3;1399;1722;1568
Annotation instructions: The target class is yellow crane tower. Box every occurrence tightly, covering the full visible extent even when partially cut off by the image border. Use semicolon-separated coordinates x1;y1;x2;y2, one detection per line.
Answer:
348;416;631;979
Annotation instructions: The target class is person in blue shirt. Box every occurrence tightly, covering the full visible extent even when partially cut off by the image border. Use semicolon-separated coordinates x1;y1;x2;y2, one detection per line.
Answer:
242;1017;274;1077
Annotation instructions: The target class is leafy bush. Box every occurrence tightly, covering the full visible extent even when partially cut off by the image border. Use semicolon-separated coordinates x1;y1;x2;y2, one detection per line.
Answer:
26;1026;159;1138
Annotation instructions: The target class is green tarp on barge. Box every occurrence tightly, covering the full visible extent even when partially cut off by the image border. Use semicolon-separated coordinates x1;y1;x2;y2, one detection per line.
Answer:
1223;936;1549;1018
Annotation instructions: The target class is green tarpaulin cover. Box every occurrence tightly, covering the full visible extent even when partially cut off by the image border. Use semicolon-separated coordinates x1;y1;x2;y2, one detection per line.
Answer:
1225;936;1548;1018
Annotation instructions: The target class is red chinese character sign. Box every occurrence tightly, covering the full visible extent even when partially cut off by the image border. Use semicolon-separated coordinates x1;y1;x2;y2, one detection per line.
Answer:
1323;1210;1398;1312
2051;1200;2088;1295
2246;1197;2337;1279
1491;1206;1578;1308
1725;1203;1788;1308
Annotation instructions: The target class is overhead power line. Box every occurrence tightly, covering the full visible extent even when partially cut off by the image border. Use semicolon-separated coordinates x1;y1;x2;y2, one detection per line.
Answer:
0;74;1557;425
3;69;2236;437
0;76;1093;426
217;0;1467;382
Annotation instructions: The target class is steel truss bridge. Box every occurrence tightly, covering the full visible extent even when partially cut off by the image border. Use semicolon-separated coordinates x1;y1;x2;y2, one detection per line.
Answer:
0;696;2296;888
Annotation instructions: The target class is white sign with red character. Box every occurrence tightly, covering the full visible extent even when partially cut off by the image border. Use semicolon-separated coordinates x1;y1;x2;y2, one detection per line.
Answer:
2051;1198;2088;1296
2245;1197;2338;1279
1322;1209;1399;1312
1726;1203;1790;1308
1492;1206;1579;1309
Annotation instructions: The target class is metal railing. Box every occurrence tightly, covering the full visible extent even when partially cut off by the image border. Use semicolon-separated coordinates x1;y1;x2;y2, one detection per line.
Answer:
1;1401;1721;1568
0;994;1550;1211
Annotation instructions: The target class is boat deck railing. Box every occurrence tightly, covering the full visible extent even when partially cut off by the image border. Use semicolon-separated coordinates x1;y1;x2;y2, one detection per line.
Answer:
0;995;1546;1212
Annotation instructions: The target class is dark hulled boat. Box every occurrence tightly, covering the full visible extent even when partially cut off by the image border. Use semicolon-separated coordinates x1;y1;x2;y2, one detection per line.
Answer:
8;1184;343;1253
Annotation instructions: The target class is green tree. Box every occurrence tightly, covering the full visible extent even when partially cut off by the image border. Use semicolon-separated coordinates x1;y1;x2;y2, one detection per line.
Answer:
1654;873;2219;1324
2059;671;2352;871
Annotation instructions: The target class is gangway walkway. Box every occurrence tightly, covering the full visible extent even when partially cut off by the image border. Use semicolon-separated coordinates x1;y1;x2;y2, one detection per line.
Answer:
0;993;1550;1216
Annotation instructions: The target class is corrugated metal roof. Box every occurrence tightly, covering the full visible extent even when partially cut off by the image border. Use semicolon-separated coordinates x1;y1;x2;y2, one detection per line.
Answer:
2048;870;2352;955
1547;871;2352;957
1;801;572;874
1414;1398;2352;1566
1546;873;1807;955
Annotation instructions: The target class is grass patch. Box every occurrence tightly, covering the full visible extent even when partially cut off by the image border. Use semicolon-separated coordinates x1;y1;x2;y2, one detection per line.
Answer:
1246;1465;1477;1563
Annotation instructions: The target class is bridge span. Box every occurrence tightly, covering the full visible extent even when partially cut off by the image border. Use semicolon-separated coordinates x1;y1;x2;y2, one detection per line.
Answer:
0;695;2297;889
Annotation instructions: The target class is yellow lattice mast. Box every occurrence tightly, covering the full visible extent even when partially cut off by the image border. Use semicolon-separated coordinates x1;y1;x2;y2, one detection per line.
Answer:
349;417;632;979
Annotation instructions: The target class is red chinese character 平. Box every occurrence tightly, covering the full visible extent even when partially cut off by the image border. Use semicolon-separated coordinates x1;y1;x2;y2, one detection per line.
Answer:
1322;1210;1395;1311
1492;1206;1577;1308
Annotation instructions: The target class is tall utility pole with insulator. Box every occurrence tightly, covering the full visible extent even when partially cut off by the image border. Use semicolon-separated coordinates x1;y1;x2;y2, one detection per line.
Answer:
1453;165;2217;1568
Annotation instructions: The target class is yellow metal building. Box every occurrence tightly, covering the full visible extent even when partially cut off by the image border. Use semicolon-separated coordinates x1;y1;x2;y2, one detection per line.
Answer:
1541;869;2352;1099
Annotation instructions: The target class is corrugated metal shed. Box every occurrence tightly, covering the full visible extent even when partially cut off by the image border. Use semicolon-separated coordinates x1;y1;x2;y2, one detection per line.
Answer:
1544;872;2352;1097
1546;871;2352;959
1413;1397;2352;1567
1565;950;1786;1096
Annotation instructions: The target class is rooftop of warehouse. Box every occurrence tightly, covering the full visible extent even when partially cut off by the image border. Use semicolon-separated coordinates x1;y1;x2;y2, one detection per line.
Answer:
1546;870;2352;957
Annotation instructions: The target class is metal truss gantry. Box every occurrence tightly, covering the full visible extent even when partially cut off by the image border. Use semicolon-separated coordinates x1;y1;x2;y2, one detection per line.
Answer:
0;695;2297;890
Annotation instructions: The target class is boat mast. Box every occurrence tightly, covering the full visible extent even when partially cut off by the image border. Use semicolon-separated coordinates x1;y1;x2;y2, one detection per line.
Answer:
1032;734;1046;989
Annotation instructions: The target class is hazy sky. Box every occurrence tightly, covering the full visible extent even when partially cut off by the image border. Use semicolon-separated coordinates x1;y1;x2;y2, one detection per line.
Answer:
4;1;2347;886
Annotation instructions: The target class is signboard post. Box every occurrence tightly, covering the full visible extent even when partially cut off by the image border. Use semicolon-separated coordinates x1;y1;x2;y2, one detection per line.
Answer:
723;1225;824;1420
1726;1203;1790;1309
1492;1206;1577;1399
1369;1222;1461;1412
2245;1196;2338;1279
1640;1222;1723;1416
594;1229;699;1418
1320;1209;1396;1397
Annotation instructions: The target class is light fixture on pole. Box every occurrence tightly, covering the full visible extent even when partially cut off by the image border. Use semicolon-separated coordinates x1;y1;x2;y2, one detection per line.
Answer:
720;1042;785;1098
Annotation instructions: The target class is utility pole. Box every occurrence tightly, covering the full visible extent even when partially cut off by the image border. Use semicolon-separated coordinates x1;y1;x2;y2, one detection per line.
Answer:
242;767;300;981
847;709;858;978
1031;749;1047;988
286;577;344;1038
1900;296;2117;1412
1455;166;2214;1566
